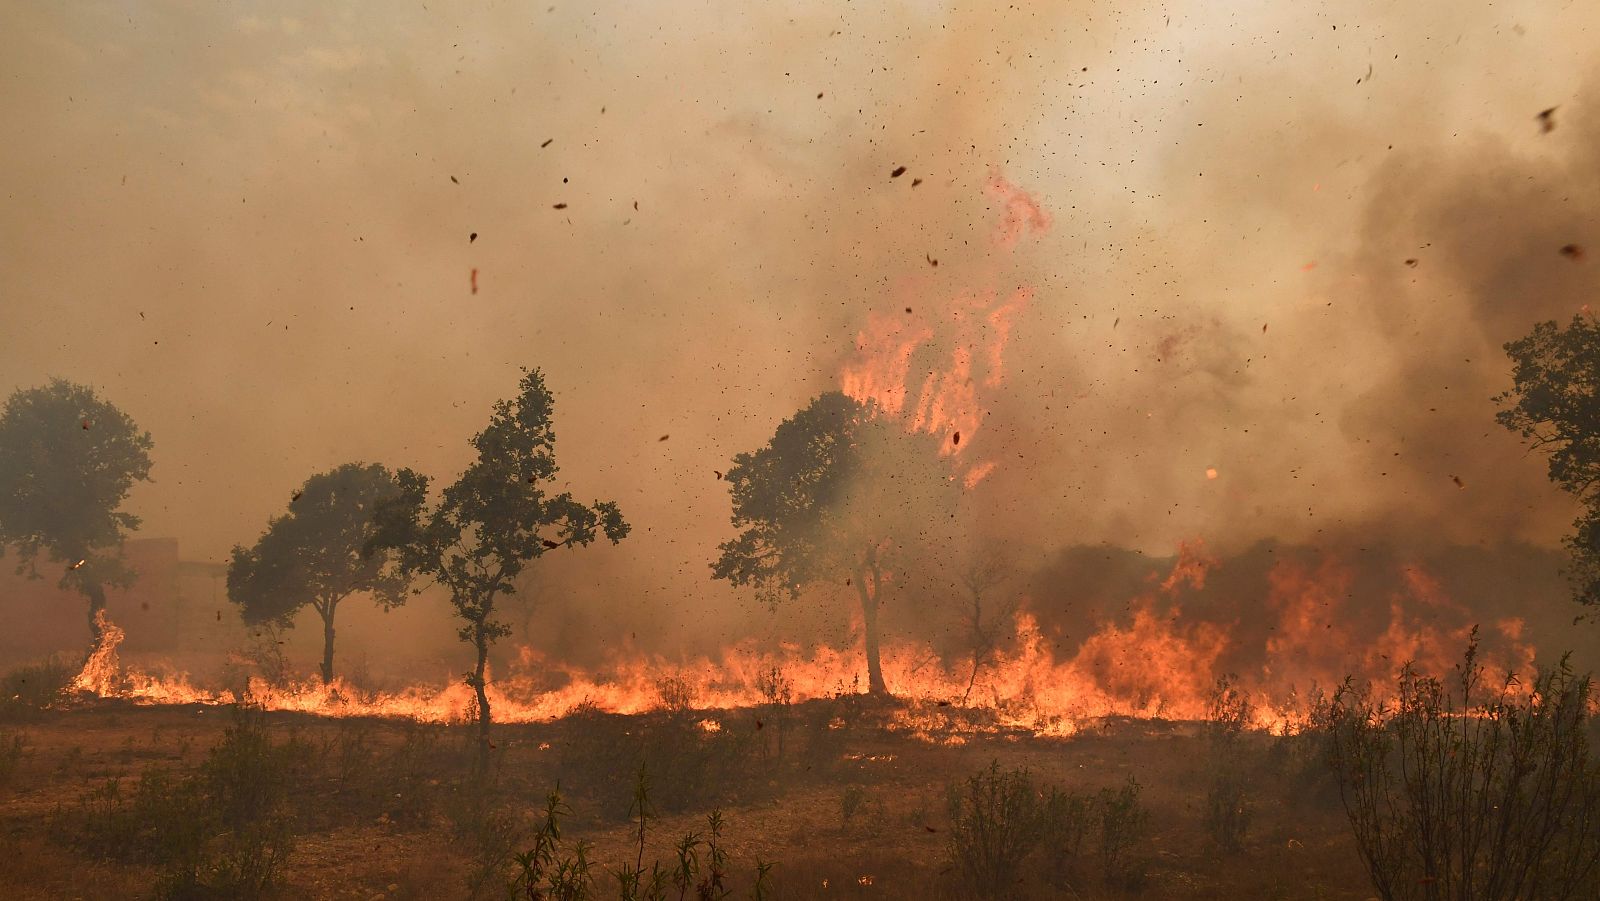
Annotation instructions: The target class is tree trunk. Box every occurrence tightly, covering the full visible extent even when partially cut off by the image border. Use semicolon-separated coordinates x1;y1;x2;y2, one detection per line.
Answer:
471;619;492;771
853;571;887;695
84;580;107;651
319;602;337;685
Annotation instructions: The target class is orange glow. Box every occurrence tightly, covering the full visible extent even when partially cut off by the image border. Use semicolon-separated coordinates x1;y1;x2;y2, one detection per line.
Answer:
839;169;1047;479
68;541;1536;740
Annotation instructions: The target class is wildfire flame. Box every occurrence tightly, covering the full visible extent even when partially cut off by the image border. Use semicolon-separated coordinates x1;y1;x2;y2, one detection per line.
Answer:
70;610;125;696
839;169;1047;480
67;543;1537;741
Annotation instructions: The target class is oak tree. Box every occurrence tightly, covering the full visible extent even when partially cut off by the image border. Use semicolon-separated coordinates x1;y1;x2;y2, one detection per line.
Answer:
0;379;154;647
369;369;628;765
227;462;407;684
712;391;960;694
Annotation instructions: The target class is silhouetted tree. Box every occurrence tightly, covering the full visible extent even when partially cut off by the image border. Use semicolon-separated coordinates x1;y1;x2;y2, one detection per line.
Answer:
368;369;628;767
0;378;153;647
957;549;1016;704
1498;315;1600;612
227;463;407;685
712;391;960;695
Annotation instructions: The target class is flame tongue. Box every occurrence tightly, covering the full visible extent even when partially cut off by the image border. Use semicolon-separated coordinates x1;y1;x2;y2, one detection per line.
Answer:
66;541;1536;740
839;169;1049;479
70;610;126;696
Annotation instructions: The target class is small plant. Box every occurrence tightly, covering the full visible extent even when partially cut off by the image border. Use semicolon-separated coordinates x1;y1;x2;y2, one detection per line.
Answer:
1202;675;1253;852
1097;776;1149;891
52;704;305;899
1039;786;1093;887
0;657;74;721
656;675;698;713
1327;634;1600;900
0;728;24;790
755;666;793;759
448;782;522;901
509;770;760;901
508;789;594;901
946;761;1049;896
239;623;294;690
840;785;866;828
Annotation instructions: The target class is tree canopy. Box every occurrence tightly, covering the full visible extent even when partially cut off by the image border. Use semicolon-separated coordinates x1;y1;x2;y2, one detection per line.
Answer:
1497;315;1600;609
712;391;962;693
0;378;154;644
227;462;407;684
369;368;628;763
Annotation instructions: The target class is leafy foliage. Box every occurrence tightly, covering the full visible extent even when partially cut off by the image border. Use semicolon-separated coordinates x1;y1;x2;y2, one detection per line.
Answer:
946;760;1143;896
1497;316;1600;610
227;462;407;683
1202;675;1254;852
0;379;153;641
1327;635;1600;900
55;706;308;899
712;392;960;693
369;369;628;764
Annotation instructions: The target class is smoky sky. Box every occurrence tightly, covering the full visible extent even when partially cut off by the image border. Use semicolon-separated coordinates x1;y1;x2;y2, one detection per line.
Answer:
3;1;1598;664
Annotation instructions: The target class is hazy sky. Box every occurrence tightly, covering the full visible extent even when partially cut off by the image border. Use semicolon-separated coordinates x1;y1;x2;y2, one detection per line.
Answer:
3;1;1598;657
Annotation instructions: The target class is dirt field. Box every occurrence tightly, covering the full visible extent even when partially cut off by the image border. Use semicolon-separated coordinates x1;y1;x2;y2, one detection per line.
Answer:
0;698;1373;900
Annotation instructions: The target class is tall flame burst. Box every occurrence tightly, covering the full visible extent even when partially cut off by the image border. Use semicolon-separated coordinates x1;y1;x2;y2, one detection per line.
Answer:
839;171;1048;483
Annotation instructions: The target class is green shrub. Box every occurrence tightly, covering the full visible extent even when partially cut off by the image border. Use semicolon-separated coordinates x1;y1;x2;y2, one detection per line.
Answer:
509;771;765;901
1039;786;1093;888
946;761;1049;897
0;657;74;721
1327;635;1600;901
1097;776;1149;891
53;705;306;899
0;728;23;789
1202;675;1253;852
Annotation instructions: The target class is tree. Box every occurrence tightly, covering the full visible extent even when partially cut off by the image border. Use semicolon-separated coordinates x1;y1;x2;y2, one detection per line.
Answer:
0;378;154;647
957;549;1017;704
1496;315;1600;611
226;463;407;685
712;391;961;695
368;369;628;766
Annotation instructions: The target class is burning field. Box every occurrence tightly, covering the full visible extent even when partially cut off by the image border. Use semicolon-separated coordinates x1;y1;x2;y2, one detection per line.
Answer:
7;0;1600;898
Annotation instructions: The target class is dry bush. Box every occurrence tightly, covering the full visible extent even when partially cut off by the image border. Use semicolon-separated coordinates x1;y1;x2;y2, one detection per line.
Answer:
946;760;1150;897
52;705;308;899
556;708;764;822
1202;675;1253;852
946;761;1047;895
506;772;772;901
1328;634;1600;900
0;657;75;721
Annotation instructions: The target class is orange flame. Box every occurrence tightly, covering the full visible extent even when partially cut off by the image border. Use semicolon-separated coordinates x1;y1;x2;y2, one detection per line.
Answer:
68;541;1539;742
839;169;1047;482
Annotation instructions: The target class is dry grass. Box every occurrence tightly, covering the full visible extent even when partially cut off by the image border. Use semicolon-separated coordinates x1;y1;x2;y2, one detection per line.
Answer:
0;699;1373;899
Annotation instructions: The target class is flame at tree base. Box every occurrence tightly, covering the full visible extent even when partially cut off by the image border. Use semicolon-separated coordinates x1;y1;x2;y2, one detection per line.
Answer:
62;545;1539;740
